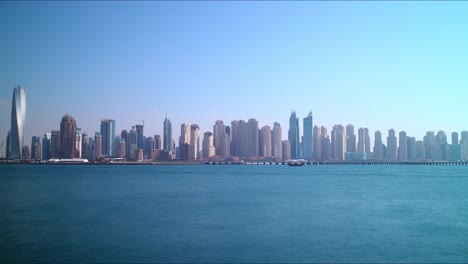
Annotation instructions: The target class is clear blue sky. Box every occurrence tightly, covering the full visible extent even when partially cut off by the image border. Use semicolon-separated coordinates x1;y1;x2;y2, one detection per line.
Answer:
1;1;468;150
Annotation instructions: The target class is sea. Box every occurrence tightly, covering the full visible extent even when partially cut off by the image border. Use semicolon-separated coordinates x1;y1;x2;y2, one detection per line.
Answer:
1;164;467;263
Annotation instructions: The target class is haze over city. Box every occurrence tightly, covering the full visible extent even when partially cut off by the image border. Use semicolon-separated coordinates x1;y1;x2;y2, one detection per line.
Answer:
1;1;468;147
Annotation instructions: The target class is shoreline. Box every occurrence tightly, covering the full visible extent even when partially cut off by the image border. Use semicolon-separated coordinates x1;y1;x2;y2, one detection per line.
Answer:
1;160;468;166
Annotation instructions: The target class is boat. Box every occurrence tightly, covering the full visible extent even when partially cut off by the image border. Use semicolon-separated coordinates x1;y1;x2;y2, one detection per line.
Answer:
287;159;305;166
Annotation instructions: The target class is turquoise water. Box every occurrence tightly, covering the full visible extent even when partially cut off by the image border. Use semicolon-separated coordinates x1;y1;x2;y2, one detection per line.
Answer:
1;165;468;263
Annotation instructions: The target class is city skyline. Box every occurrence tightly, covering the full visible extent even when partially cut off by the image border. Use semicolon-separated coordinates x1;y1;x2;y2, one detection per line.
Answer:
4;83;468;162
2;2;468;148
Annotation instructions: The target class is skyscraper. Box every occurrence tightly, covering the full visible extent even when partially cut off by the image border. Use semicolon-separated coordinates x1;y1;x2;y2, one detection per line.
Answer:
100;119;116;157
22;146;30;160
154;135;162;150
357;128;365;153
6;131;11;159
81;133;90;159
450;132;462;161
364;128;370;155
136;124;144;151
246;119;259;158
407;136;416;161
272;122;282;161
346;125;356;153
387;129;397;160
94;132;102;159
59;114;77;159
189;124;200;160
331;125;346;161
31;136;41;160
225;126;231;157
128;127;138;160
436;130;449;161
398;131;407;161
320;126;331;161
303;111;313;160
230;119;259;159
9;85;26;159
213;120;228;156
312;125;321;161
424;131;436;160
75;128;82;158
282;140;291;161
179;123;191;160
259;126;272;157
416;140;425;160
42;133;51;160
163;117;172;151
50;130;60;158
373;130;384;160
202;132;215;159
288;111;300;159
461;131;468;161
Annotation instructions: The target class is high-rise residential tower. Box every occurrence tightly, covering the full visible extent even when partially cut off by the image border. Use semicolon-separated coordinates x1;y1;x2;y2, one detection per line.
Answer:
9;85;26;159
213;120;229;156
202;132;215;159
424;131;436;160
320;126;331;161
50;130;60;158
451;132;463;161
42;133;51;160
81;133;90;160
461;131;468;161
189;124;200;160
387;129;397;160
346;125;356;153
288;111;300;159
94;132;102;159
259;126;272;157
436;131;449;161
407;136;416;161
59;115;78;159
303;111;313;160
128;127;138;160
31;136;41;160
312;125;321;161
100;119;116;157
272;122;282;160
331;125;346;161
154;135;162;150
179;123;191;160
282;140;291;161
398;131;407;161
230;119;259;159
75;128;82;158
373;130;384;160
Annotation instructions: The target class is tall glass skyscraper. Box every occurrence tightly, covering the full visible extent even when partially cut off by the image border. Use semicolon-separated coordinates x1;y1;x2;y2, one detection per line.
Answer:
303;111;313;160
100;119;116;157
136;124;144;150
163;117;172;151
288;111;300;159
9;85;26;159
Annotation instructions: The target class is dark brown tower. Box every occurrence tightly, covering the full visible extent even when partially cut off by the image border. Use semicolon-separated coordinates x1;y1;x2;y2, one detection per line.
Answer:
59;114;77;159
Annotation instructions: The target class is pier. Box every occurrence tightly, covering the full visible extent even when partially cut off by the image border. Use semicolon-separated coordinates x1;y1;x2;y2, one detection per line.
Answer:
204;161;468;166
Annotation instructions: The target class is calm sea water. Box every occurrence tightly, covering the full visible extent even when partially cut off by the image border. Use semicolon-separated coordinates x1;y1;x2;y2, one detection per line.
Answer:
1;164;467;263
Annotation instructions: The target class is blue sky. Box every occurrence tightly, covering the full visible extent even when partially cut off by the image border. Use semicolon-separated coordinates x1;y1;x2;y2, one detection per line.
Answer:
1;1;468;150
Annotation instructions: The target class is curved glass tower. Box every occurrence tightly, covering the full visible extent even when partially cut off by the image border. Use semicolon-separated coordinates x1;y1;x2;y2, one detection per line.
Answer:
10;85;26;159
